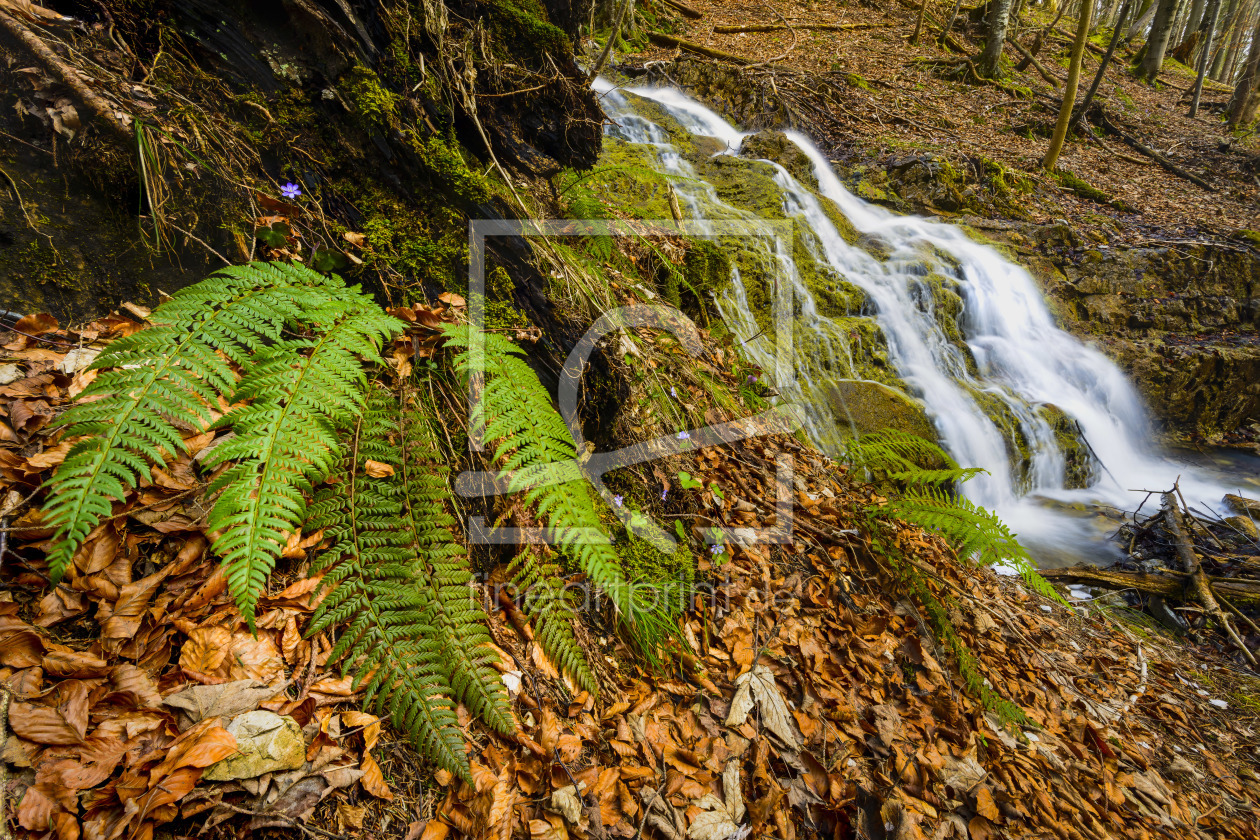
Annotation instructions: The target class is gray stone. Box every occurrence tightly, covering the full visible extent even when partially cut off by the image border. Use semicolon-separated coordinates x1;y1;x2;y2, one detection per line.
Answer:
203;711;306;781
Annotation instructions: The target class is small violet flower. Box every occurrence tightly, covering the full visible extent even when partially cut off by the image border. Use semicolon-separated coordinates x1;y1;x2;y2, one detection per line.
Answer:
281;182;302;200
613;495;623;507
746;374;757;384
661;490;668;500
710;544;724;555
676;431;690;440
670;387;677;398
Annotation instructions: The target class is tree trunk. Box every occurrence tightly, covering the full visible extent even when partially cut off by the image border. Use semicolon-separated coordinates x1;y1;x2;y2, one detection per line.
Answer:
1179;0;1206;40
1045;0;1095;170
1227;13;1260;124
1210;0;1245;76
1072;0;1131;130
1189;0;1222;114
978;0;1017;76
1128;0;1159;38
1137;0;1182;79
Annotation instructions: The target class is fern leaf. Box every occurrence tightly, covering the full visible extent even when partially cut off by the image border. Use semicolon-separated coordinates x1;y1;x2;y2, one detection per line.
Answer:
508;548;598;695
42;262;347;580
443;324;671;660
206;307;402;625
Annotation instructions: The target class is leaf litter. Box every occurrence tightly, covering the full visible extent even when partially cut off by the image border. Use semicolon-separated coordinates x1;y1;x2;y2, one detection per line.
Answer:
0;311;1257;840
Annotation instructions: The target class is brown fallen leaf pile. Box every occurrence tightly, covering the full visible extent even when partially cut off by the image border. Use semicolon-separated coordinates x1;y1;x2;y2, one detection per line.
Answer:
2;313;1258;840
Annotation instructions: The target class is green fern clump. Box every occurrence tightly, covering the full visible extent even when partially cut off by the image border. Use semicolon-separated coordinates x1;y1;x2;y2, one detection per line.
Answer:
43;263;403;626
442;324;672;661
307;384;513;781
42;263;352;580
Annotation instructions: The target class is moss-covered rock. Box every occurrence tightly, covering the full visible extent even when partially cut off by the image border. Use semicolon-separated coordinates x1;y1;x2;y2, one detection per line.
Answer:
738;130;817;189
827;379;938;442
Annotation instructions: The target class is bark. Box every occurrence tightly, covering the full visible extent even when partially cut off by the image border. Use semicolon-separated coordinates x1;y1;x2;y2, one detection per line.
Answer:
1137;0;1182;79
1071;0;1131;130
1179;0;1206;40
1163;492;1256;665
1227;13;1260;124
1127;0;1158;38
1045;0;1094;170
1210;0;1244;77
1040;566;1260;608
978;0;1017;75
1189;0;1222;114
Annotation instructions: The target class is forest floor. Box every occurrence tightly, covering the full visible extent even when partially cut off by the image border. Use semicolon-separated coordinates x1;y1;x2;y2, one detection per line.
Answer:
629;0;1260;242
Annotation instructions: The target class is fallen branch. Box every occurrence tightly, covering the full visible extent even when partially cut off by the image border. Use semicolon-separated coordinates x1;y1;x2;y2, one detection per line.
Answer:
1094;107;1214;192
647;32;752;63
1164;490;1256;665
1040;565;1260;609
713;22;890;33
1008;36;1060;87
0;8;133;143
657;0;703;19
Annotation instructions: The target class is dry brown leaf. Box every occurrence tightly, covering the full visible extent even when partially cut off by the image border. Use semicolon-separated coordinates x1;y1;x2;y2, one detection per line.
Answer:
974;786;1000;822
179;626;232;676
226;632;285;684
148;718;237;783
9;681;89;745
363;459;395;478
0;615;46;667
360;750;394;800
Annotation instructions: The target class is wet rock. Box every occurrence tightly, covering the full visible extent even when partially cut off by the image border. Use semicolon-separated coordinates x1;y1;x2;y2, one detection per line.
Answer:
648;58;792;129
738;131;817;189
1224;515;1258;540
203;711;305;781
1225;494;1260;517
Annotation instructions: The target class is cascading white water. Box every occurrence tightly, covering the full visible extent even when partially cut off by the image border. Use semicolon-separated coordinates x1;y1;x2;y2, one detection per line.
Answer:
592;78;1243;561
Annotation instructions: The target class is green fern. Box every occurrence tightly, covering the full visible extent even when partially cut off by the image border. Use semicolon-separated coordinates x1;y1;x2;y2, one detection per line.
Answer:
206;304;402;626
844;428;986;486
507;548;597;694
442;324;672;661
42;262;351;582
307;384;513;782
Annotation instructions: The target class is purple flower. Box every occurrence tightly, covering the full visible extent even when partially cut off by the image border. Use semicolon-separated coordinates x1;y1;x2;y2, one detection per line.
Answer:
670;387;677;398
746;374;757;384
661;490;667;500
613;495;623;507
281;182;302;200
710;544;724;555
676;431;690;440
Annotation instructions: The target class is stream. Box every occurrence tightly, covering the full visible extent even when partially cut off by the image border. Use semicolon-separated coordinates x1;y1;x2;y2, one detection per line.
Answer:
593;78;1258;568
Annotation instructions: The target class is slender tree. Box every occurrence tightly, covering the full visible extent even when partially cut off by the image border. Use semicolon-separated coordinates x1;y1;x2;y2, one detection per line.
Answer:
1127;0;1158;39
1045;0;1095;170
1071;0;1132;132
978;0;1018;76
1189;0;1222;114
1227;13;1260;125
1136;0;1182;79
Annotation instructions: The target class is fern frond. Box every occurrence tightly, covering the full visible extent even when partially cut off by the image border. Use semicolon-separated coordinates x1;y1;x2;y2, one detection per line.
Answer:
307;388;469;779
395;390;514;734
844;428;985;487
508;548;598;695
206;306;402;626
889;489;1064;605
443;324;671;661
42;262;349;581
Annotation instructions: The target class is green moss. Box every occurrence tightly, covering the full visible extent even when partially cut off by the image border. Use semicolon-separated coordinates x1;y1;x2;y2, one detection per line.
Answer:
1040;404;1097;489
485;265;529;329
828;379;938;443
1053;168;1135;212
339;64;400;130
408;133;491;205
617;533;694;617
673;239;729;317
487;0;572;64
844;72;872;91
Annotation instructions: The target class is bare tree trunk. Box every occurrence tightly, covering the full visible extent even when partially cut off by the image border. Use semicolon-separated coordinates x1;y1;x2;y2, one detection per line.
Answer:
1128;0;1158;38
1227;13;1260;123
1137;0;1181;79
1045;0;1094;170
1210;0;1244;76
1224;13;1260;122
1179;0;1206;40
1072;0;1131;130
1190;0;1222;114
1226;5;1259;78
978;0;1017;75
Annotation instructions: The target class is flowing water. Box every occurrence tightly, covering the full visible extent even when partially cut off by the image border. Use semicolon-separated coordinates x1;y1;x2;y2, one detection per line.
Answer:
592;78;1255;565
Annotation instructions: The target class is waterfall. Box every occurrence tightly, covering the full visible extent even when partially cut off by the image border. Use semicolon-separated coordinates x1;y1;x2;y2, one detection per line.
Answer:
591;78;1237;562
